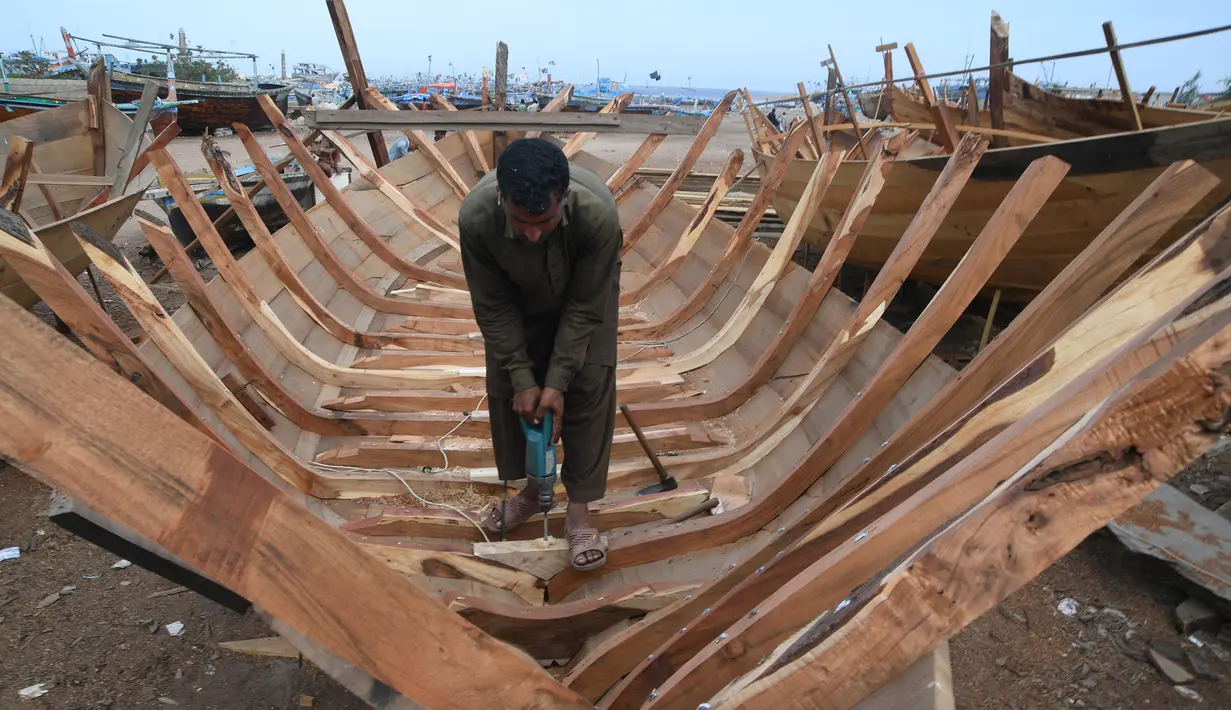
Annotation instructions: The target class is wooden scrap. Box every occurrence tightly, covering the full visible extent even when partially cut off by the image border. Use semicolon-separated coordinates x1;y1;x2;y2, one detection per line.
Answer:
109;80;158;198
989;11;1010;148
1;136;33;213
474;538;573;580
219;636;301;659
904;42;959;151
827;45;869;158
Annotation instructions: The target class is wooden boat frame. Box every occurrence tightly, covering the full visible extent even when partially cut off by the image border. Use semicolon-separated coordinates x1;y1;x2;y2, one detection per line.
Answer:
4;15;1231;710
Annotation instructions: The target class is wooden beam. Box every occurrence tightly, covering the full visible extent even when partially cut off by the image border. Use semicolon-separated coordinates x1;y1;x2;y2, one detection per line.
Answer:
356;537;543;606
827;45;869;159
359;88;471;199
525;84;574;140
0;296;589;709
1;137;33;213
125;122;181;188
428;92;491;174
720;303;1231;709
965;74;981;126
319;128;462;252
904;43;959;151
310;108;708;136
494;42;508;110
27;158;64;222
324;0;388;166
619;90;737;257
26;173;114;187
1103;21;1143;131
605;133;667;193
110;80;158;197
474;539;571;580
619;149;744;306
1139;85;1156;107
797;82;824;155
562;92;633;157
86;58;110;177
253;98;470;289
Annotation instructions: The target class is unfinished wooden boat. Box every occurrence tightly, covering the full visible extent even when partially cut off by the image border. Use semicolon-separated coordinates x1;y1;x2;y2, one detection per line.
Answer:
4;45;1231;709
758;116;1231;299
108;69;293;134
0;95;156;308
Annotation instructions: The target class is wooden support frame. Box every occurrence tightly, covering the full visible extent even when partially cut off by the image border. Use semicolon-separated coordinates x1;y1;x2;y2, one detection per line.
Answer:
1;136;33;213
109;80;157;197
827;45;869;159
0;295;589;709
796;82;824;155
1103;21;1144;131
86;58;110;179
988;11;1010;148
251;98;470;290
605;133;667;193
904;42;960;151
358;88;471;199
562;92;633;157
325;0;388;166
313;107;708;136
428;92;491;175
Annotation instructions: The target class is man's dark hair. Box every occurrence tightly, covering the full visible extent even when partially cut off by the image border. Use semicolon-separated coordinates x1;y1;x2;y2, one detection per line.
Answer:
496;138;570;214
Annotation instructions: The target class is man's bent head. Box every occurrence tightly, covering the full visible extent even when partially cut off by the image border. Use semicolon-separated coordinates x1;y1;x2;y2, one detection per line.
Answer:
497;138;571;244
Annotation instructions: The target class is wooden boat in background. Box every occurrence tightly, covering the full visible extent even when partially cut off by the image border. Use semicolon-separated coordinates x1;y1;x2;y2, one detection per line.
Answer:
107;69;293;134
759;117;1231;300
0;97;155;308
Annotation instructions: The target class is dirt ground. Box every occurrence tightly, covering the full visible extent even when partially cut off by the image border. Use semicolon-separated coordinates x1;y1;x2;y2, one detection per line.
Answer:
4;121;1231;708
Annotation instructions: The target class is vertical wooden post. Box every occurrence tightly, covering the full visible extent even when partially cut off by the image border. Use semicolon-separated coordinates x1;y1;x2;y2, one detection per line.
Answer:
824;66;837;128
493;41;509;163
280;50;286;80
796;82;824;155
325;0;388;167
966;75;981;126
988;11;1010;148
978;289;1002;351
86;58;111;178
1168;86;1181;106
481;68;490;109
1138;85;1156;108
904;43;960;152
827;45;868;159
1102;21;1143;131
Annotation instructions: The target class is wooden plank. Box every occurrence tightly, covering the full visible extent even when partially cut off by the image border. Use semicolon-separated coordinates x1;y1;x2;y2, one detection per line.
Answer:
27;158;64;221
562;92;633;157
26;173;114;187
221;373;276;430
904;43;959;151
1103;21;1144;132
619;90;738;257
428;93;491;175
319;128;462;252
325;0;388;166
0;296;589;710
719;309;1231;709
605;133;667;193
494;42;508;110
525;84;574;140
619;150;744;306
0;209;224;447
797;82;824;155
359;88;470;199
827;45;868;159
310;109;708;135
357;537;543;606
640;210;1231;710
110;80;157;196
86;58;109;177
965;75;981;126
1110;483;1231;601
219;637;301;659
474;539;571;580
70;222;318;494
852;643;953;710
989;11;1009;148
1138;85;1156;108
254;97;470;289
124;122;180;188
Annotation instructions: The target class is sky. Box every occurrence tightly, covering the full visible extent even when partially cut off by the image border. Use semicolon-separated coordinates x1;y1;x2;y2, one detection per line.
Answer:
5;0;1230;95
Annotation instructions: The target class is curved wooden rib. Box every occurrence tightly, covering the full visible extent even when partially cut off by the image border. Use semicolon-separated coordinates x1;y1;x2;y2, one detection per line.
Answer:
523;84;574;140
606;133;667;193
627;142;896;426
0;210;222;447
202;137;474;352
134;214;493;438
619;91;737;257
319;127;465;251
573;165;1220;707
619;128;810;341
354;88;471;200
356;537;542;606
652;223;1231;710
257;95;468;288
618;150;744;307
427;92;490;175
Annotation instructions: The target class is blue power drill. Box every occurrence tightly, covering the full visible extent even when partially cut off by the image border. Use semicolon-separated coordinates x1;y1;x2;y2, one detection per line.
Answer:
521;410;558;540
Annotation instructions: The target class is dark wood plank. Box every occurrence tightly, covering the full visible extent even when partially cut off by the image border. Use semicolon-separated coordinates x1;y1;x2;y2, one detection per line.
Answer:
310;109;709;135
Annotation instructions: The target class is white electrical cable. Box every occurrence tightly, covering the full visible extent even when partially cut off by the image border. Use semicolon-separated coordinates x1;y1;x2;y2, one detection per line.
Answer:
428;393;487;472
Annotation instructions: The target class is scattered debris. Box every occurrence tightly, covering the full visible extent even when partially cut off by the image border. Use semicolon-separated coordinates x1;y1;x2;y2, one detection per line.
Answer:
996;604;1028;625
165;621;185;637
81;572;103;580
1191;484;1212;497
18;683;48;700
146;586;189;599
119;581;131;587
1187;648;1227;681
1148;647;1196;685
1058;598;1080;617
110;560;132;570
218;636;299;659
1176;598;1223;634
157;697;178;706
59;585;75;596
298;695;315;707
1174;685;1203;702
0;546;19;562
35;592;60;609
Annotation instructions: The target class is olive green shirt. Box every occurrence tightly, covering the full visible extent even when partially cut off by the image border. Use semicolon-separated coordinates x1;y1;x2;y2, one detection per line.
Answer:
458;165;622;398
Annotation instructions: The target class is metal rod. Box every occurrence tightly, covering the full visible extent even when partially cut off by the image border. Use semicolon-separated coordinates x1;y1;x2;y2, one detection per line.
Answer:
755;22;1231;106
